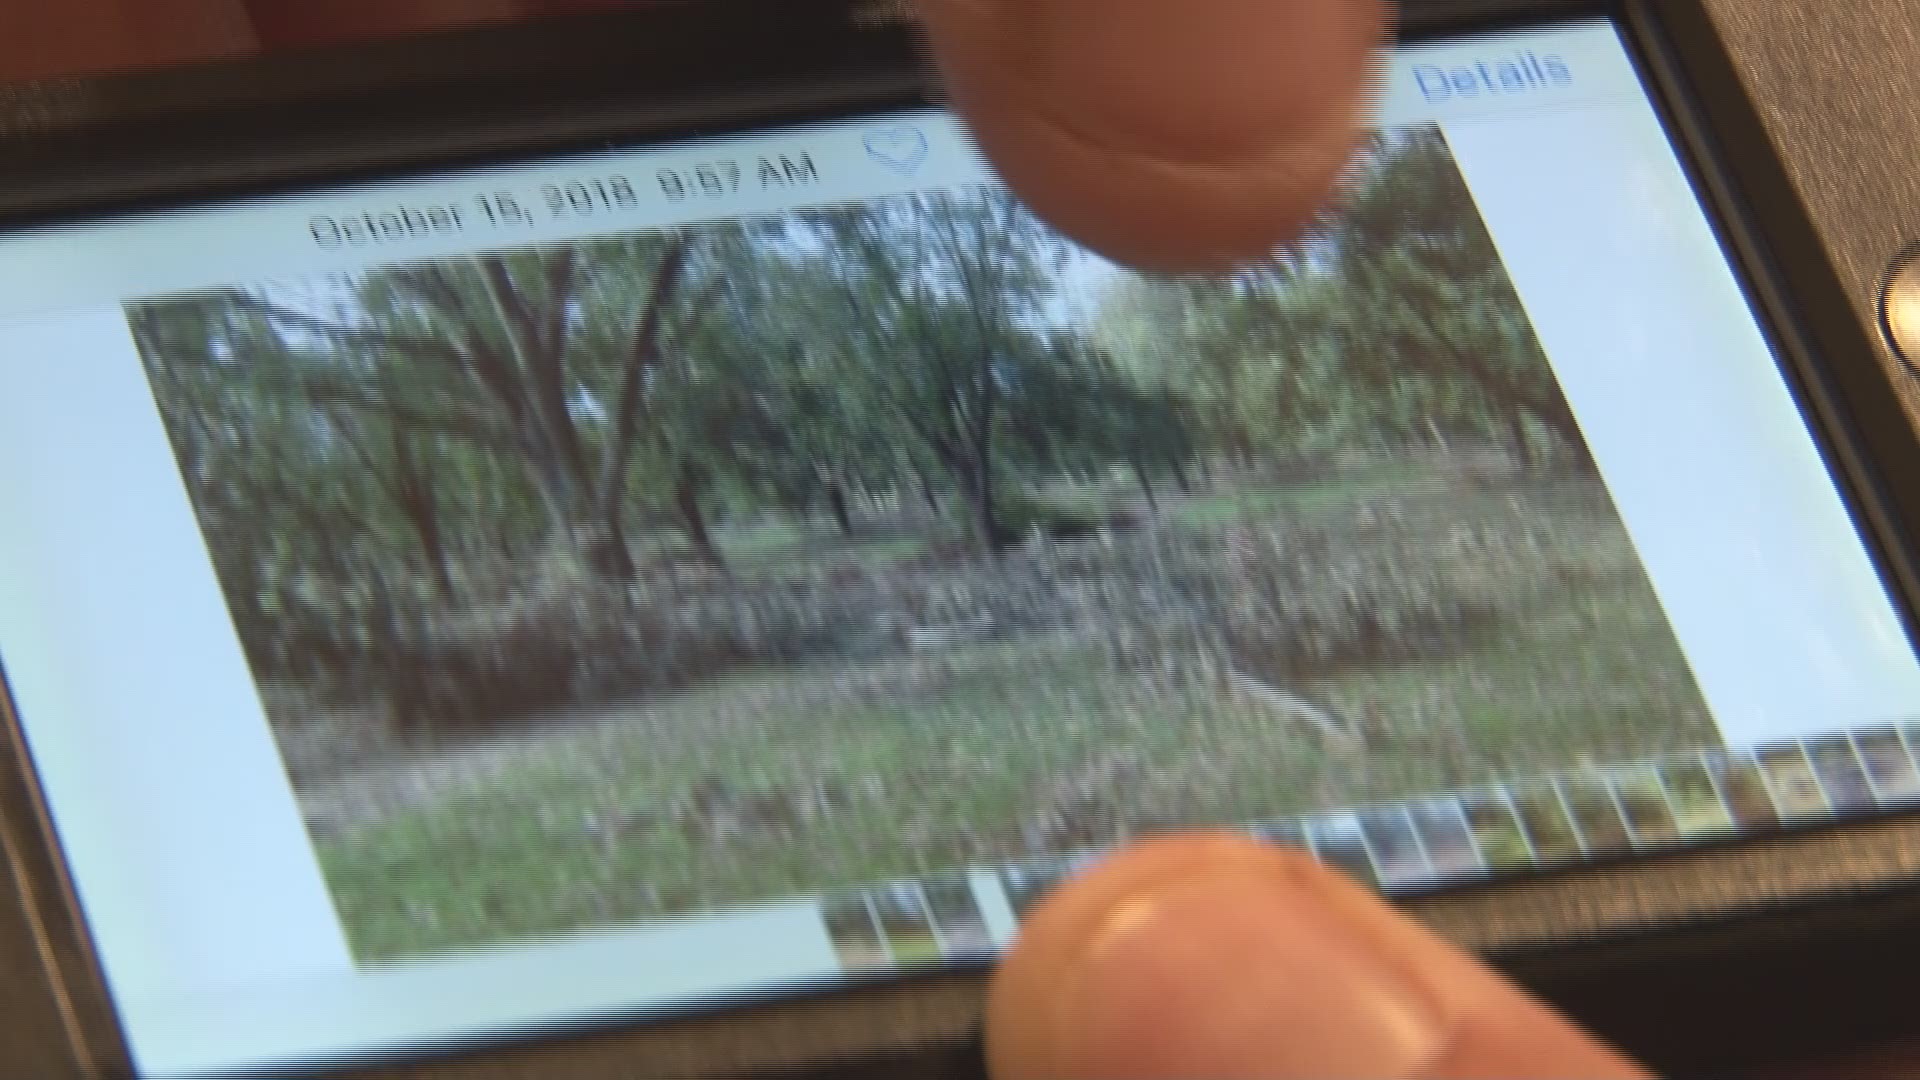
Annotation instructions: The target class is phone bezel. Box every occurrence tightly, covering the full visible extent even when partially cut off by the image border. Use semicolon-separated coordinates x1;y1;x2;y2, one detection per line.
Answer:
4;0;1920;1076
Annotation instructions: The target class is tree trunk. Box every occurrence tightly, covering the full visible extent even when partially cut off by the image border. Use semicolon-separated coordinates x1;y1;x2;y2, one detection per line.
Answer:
825;480;855;536
969;350;1006;550
676;461;726;569
970;474;1005;550
584;239;695;580
957;430;1013;550
1169;455;1194;495
913;462;943;516
1507;415;1538;470
949;449;1007;551
389;427;458;603
410;502;457;602
580;511;636;580
1131;458;1160;515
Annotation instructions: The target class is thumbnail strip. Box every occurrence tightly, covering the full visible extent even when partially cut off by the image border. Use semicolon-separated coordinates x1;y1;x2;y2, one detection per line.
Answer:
818;723;1920;967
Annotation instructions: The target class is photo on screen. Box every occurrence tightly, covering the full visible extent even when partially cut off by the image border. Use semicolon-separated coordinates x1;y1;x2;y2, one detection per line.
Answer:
870;884;941;966
1556;775;1636;856
1459;795;1535;870
1405;799;1485;877
1703;753;1781;829
1508;782;1584;862
1658;757;1737;838
122;123;1717;962
1756;744;1832;821
1305;814;1381;885
1610;766;1681;847
821;893;890;970
997;860;1074;921
1805;738;1877;813
1357;807;1430;885
922;876;994;956
1853;728;1920;802
1249;819;1311;852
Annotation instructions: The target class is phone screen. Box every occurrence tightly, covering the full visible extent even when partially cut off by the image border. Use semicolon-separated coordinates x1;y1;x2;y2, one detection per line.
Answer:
2;17;1915;1077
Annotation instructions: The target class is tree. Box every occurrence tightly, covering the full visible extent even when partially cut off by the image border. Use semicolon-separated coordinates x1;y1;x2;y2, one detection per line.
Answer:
1093;125;1590;471
1303;126;1588;464
1001;338;1195;512
797;188;1069;547
142;235;711;581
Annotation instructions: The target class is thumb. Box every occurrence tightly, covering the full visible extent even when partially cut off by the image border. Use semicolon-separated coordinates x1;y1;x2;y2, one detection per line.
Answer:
913;0;1390;271
987;833;1651;1080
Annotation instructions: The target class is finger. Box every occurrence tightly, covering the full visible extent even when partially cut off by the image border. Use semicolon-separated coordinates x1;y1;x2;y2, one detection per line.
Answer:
987;832;1651;1080
914;0;1389;271
0;1;255;80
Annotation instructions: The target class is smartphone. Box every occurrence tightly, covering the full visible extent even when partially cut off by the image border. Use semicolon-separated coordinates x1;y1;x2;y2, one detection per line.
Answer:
6;0;1920;1077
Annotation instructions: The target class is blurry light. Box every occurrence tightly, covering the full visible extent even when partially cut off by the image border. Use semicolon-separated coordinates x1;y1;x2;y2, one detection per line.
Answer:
1881;248;1920;374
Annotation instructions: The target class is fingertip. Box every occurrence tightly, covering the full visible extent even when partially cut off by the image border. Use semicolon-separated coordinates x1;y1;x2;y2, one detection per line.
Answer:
917;0;1388;271
985;833;1650;1080
987;833;1453;1080
950;65;1375;271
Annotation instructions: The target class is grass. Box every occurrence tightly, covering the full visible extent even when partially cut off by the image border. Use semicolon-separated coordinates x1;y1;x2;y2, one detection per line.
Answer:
717;519;931;571
310;469;1717;961
1165;468;1435;530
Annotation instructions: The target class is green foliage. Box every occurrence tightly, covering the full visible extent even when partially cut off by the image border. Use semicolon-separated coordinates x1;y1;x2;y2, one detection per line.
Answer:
990;488;1103;539
1093;127;1584;465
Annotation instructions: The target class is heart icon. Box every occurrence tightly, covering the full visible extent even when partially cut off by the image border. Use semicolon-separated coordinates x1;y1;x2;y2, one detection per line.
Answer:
863;125;930;176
